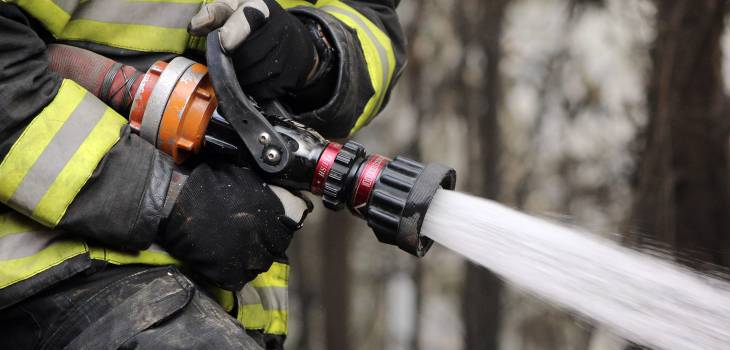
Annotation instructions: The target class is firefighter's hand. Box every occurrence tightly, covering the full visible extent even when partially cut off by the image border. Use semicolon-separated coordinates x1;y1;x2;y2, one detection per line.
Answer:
157;161;311;290
189;0;319;100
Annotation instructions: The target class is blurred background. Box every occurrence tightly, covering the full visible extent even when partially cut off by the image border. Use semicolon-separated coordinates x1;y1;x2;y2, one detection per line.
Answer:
286;0;730;348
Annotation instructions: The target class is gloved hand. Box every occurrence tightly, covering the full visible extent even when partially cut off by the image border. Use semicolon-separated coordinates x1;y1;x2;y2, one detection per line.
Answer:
157;161;311;290
189;0;320;100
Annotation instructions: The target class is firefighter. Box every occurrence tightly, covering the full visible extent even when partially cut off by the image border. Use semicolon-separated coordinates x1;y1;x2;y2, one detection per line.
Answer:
0;0;405;348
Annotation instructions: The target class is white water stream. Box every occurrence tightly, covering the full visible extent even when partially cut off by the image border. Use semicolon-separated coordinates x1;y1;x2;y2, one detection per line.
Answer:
421;190;730;350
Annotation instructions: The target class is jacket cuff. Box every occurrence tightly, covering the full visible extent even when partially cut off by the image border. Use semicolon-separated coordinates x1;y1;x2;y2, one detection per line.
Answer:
128;147;175;248
59;126;174;251
289;7;374;139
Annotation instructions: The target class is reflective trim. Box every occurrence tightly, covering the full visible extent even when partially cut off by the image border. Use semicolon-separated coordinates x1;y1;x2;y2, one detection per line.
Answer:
249;261;290;288
35;109;126;226
238;303;268;330
53;0;79;13
255;286;288;310
0;80;126;227
59;20;193;53
73;0;201;29
266;309;288;335
10;94;107;214
0;215;179;289
239;284;263;306
278;1;396;134
321;4;395;132
0;212;43;238
7;0;71;35
0;239;87;288
0;231;61;260
8;0;204;53
237;306;288;335
89;243;180;266
0;214;88;289
0;80;85;207
236;262;290;334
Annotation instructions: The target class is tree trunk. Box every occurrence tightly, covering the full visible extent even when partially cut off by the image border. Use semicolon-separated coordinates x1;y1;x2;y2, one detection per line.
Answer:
627;4;730;348
321;210;351;350
455;1;510;349
403;2;428;349
628;0;730;268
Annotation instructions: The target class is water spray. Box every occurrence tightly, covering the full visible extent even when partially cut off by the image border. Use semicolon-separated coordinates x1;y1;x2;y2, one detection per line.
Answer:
46;31;455;257
423;190;730;350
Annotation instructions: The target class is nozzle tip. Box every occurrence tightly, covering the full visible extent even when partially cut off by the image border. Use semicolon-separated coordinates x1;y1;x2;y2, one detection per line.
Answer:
366;157;456;257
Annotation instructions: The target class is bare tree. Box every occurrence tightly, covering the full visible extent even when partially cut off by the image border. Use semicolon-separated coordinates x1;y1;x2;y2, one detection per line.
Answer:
453;0;510;349
321;210;352;350
628;0;730;269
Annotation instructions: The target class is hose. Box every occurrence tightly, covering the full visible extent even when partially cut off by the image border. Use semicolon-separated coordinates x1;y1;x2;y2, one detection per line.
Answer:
47;44;142;114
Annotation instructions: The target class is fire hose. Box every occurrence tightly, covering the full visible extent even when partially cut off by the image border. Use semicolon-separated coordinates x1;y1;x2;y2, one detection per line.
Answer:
47;32;456;257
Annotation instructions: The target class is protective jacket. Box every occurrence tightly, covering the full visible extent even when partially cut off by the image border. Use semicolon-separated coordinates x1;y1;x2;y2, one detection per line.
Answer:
0;0;405;342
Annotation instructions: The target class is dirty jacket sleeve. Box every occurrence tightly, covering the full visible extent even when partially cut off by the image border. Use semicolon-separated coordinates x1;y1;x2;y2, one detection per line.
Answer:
0;4;173;251
284;0;406;138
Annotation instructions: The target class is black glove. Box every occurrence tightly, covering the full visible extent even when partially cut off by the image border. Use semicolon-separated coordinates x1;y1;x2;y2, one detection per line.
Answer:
157;161;310;290
189;0;327;101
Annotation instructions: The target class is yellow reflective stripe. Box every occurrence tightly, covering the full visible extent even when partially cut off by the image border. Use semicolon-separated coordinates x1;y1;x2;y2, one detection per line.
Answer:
0;80;85;218
7;0;71;35
0;80;126;227
210;288;236;313
278;0;330;8
237;305;288;334
138;0;205;3
239;308;288;334
0;239;87;288
0;212;43;238
59;20;192;53
89;244;180;266
267;309;288;335
250;262;289;288
8;0;202;53
321;3;395;133
237;262;290;334
32;109;126;226
238;303;269;330
278;0;395;134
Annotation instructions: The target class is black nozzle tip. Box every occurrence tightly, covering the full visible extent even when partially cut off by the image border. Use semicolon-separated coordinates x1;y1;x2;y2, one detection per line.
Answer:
367;157;456;257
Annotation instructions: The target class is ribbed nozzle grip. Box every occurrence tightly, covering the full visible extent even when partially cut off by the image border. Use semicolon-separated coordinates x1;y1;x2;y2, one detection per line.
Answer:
366;157;456;257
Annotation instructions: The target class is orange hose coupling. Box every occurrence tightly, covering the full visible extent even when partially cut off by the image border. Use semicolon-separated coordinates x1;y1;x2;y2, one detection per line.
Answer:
129;57;218;164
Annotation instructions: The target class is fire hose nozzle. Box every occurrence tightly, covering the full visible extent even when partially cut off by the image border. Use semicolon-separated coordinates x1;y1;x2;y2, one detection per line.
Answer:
366;157;456;257
47;41;458;258
313;140;456;257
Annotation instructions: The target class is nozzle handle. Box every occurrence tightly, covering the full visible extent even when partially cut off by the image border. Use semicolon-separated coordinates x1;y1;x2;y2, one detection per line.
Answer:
205;31;290;174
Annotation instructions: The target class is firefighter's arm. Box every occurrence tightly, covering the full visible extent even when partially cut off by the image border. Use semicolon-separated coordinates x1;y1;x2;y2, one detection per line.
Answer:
0;4;174;251
189;0;406;139
1;5;307;289
286;0;406;138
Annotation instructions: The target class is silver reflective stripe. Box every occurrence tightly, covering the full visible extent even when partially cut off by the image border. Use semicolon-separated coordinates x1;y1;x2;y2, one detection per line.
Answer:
0;231;61;260
321;5;390;112
140;57;195;144
53;0;79;14
147;243;169;254
255;286;288;310
239;284;263;307
73;0;202;29
9;93;107;214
